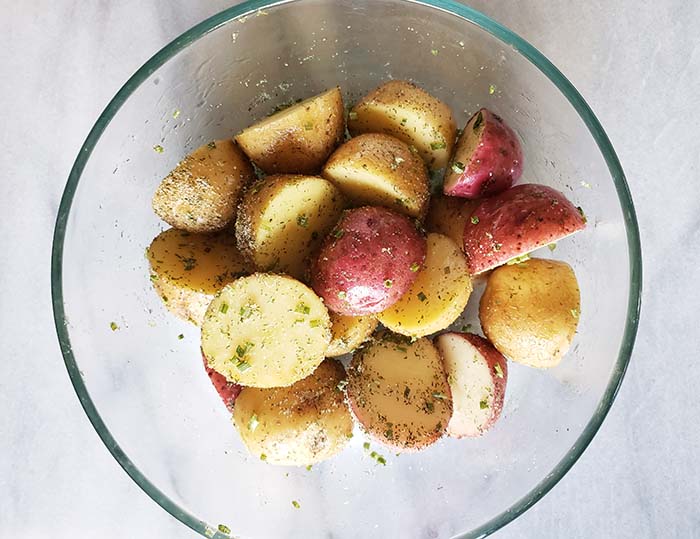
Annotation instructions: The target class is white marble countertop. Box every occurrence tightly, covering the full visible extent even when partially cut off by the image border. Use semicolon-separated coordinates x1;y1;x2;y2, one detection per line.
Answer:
1;1;698;537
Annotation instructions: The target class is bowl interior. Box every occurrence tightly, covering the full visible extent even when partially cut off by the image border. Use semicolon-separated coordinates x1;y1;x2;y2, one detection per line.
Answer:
53;0;640;537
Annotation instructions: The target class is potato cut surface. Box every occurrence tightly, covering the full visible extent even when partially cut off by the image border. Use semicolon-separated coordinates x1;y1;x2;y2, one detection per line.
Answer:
146;228;251;325
348;80;457;170
152;139;254;232
201;274;331;387
322;133;429;218
233;359;353;465
325;312;378;357
479;258;580;368
425;195;478;249
378;233;472;337
236;175;345;281
347;334;452;450
235;87;344;174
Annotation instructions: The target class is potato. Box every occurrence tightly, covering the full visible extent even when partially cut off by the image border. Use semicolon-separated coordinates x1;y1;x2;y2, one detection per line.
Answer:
463;184;587;274
479;258;581;368
232;359;353;465
377;234;472;338
201;273;331;388
322;133;429;218
346;333;452;451
443;108;523;199
326;312;378;357
202;349;241;412
435;332;507;438
152;139;254;233
424;194;478;249
235;175;345;281
235;87;344;174
348;80;457;170
146;228;251;325
311;206;426;315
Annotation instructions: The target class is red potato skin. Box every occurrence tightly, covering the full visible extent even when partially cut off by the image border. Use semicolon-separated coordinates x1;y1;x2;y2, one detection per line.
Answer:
443;109;523;199
463;183;586;274
201;350;241;412
311;206;427;315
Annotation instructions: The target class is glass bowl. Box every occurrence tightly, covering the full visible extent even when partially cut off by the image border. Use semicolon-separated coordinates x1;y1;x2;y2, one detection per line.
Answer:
51;0;642;537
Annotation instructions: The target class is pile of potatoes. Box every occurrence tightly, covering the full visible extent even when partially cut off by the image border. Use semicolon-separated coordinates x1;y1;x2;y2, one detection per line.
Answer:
147;81;585;465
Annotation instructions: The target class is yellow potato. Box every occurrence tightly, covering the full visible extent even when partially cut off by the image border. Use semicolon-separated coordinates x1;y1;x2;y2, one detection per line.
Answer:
235;87;344;174
378;233;472;337
235;175;345;281
479;258;581;368
425;195;479;249
201;274;331;388
152;139;254;233
346;333;452;451
348;80;457;170
146;228;251;325
232;359;353;466
325;312;378;357
322;133;429;218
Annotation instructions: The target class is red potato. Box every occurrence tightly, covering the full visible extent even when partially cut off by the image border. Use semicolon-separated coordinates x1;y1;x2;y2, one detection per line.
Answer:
311;206;426;315
463;183;586;274
443;109;523;199
201;350;241;412
435;333;507;438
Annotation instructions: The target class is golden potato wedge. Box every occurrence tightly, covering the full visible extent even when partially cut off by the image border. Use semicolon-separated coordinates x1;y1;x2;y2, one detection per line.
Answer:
325;312;378;357
347;333;452;451
348;80;457;170
235;175;345;280
232;359;353;466
152;139;254;233
201;274;331;388
377;233;472;337
235;87;344;174
146;228;251;325
479;258;581;368
322;133;429;218
425;194;479;249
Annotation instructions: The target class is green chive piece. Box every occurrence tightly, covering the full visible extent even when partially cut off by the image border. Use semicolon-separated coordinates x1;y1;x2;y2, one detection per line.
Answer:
295;302;311;315
177;334;184;340
470;215;480;224
431;49;439;56
153;144;164;153
494;363;504;378
489;84;496;94
451;161;466;174
548;243;557;252
432;392;448;400
348;111;358;120
236;360;251;372
363;442;370;450
410;262;421;272
480;399;489;409
376;456;387;465
260;453;267;461
306;465;312;471
217;524;231;534
296;214;309;228
109;322;119;331
384;279;393;288
220;303;229;314
248;414;259;431
417;291;427;302
430;140;446;150
292;500;300;509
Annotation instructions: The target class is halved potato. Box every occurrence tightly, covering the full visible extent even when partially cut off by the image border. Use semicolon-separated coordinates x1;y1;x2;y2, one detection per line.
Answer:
346;333;452;451
377;233;472;338
235;87;344;174
146;228;251;325
201;274;331;388
235;175;345;281
479;258;580;368
322;133;429;218
348;80;457;170
463;183;587;274
233;359;353;466
425;194;478;249
325;312;378;357
152;139;254;233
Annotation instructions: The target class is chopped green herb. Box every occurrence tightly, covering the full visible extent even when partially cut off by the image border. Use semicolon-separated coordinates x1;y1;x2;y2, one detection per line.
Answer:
239;304;256;320
494;364;504;378
376;455;387;465
580;180;592;189
489;84;496;95
548;243;557;252
292;500;300;509
370;451;378;458
348;111;358;121
384;428;394;439
309;319;322;328
337;291;347;299
507;253;530;265
431;49;439;56
236;342;254;358
400;118;407;126
461;324;473;332
248;413;259;431
410;262;421;272
451;161;466;174
417;291;427;302
473;111;484;130
577;206;587;223
177;334;184;340
153;144;164;153
470;215;480;224
295;302;311;314
479;399;489;409
306;464;312;471
260;453;267;461
346;432;354;439
109;321;119;331
304;121;314;130
149;273;159;282
493;242;502;252
207;141;217;150
296;214;309;228
236;359;251;372
430;140;447;150
571;309;579;318
384;279;393;288
432;392;448;400
220;303;229;314
337;379;348;391
218;524;231;534
333;228;345;239
363;442;370;450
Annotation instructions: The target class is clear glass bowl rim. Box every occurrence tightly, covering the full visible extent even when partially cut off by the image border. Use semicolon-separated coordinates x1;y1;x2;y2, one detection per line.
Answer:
50;0;642;537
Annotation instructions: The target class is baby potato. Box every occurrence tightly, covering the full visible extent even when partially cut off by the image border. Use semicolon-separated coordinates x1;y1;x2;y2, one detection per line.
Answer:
201;273;331;388
348;80;457;170
325;312;378;357
322;133;429;218
235;175;345;281
146;228;251;325
232;359;353;466
346;333;452;451
377;233;472;338
152;139;254;233
479;258;581;368
235;87;344;174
